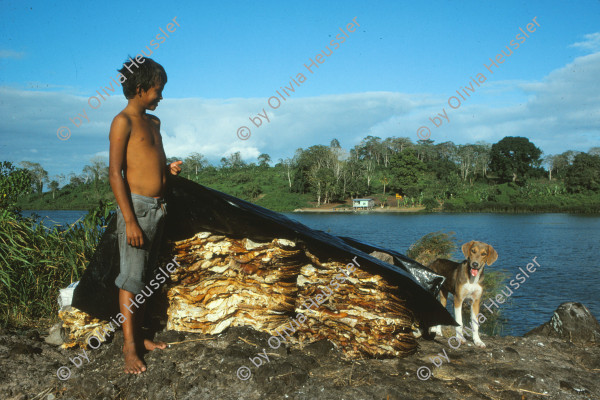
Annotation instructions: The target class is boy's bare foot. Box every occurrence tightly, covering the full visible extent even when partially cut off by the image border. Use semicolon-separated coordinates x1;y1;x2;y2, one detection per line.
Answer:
143;338;167;351
123;342;146;374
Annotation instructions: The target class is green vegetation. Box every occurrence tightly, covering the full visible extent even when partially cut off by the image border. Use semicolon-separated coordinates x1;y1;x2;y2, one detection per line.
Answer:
489;136;542;182
0;204;111;328
407;231;457;266
479;269;510;335
0;162;111;328
12;136;600;214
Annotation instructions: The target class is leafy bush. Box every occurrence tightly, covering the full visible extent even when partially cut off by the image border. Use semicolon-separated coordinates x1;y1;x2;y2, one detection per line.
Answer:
442;198;466;211
565;153;600;193
0;201;112;328
478;269;510;335
422;197;439;211
407;231;457;266
0;162;32;213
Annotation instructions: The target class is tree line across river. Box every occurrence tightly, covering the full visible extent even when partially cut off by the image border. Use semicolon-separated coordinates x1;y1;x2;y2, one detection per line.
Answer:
6;135;600;213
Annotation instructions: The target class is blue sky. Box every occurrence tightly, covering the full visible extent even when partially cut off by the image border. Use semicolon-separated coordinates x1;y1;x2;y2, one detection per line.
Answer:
1;0;599;181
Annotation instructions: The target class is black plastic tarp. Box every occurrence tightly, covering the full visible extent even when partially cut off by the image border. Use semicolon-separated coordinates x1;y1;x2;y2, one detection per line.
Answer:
72;175;455;329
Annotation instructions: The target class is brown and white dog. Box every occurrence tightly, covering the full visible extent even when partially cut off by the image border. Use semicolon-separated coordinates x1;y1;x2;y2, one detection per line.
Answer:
427;241;498;348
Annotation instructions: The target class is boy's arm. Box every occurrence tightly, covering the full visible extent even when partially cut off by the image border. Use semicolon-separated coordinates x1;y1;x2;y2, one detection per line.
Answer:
109;114;144;248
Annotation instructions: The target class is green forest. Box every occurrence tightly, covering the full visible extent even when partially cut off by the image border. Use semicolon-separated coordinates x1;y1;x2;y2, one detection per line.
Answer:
8;135;600;213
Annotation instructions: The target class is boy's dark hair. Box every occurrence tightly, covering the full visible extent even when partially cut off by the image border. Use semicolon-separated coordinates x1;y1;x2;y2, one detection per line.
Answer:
118;56;167;99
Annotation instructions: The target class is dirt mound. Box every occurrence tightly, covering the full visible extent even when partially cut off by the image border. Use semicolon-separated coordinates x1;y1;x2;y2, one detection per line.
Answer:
2;303;599;399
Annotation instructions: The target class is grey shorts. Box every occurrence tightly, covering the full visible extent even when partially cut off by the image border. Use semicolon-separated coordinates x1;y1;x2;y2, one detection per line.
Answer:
115;193;167;295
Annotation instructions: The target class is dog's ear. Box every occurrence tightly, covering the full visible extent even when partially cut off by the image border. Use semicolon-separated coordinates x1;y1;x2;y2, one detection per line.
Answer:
462;241;474;259
486;245;498;265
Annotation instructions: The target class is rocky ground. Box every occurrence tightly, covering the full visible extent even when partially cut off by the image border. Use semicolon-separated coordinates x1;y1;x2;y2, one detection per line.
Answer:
1;303;599;400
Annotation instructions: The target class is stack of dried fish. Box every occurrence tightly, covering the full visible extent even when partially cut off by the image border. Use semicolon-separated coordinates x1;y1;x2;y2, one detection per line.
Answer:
288;251;417;358
60;230;417;358
58;306;114;349
166;232;303;335
167;233;417;358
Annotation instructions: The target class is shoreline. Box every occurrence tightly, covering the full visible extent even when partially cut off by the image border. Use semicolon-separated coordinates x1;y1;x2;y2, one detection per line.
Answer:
293;207;426;213
19;206;600;215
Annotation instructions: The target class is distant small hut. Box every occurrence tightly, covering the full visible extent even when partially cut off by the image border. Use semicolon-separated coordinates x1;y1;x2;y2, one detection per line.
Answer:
352;198;375;210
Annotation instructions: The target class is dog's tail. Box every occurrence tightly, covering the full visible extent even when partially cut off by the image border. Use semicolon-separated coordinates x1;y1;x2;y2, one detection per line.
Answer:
407;231;457;266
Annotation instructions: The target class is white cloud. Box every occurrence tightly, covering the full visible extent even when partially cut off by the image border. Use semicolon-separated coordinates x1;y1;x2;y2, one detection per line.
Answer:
94;151;109;159
570;32;600;52
1;51;599;177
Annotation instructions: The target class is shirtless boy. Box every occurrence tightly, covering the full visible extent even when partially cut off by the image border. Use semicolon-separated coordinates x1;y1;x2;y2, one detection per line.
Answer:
108;57;182;374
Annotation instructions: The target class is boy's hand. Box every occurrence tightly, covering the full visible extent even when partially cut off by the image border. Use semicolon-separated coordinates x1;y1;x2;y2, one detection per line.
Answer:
126;221;144;248
169;161;183;176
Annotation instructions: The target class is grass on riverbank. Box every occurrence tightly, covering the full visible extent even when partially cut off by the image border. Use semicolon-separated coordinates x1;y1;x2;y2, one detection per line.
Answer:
0;202;112;328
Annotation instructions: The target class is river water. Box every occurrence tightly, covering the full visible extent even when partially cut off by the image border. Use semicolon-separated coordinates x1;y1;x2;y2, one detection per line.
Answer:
22;209;600;336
